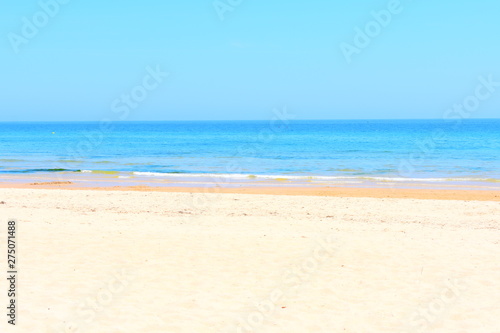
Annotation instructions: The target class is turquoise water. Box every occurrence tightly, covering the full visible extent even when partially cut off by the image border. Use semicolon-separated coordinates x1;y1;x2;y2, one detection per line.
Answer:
0;120;499;186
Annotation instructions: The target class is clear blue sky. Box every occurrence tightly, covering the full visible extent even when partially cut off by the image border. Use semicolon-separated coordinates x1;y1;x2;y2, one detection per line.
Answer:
1;0;499;121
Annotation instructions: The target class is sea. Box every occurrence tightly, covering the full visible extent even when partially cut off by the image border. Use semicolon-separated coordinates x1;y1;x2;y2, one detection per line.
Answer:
0;119;499;189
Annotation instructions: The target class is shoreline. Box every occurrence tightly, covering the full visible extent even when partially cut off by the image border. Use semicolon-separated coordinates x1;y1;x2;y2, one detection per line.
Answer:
1;181;499;201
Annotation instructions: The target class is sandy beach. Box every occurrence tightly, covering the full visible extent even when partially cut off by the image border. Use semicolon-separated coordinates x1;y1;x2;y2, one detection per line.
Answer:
0;186;499;332
4;0;499;331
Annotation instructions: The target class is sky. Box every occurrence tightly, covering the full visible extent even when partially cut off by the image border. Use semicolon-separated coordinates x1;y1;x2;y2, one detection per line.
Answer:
0;0;499;121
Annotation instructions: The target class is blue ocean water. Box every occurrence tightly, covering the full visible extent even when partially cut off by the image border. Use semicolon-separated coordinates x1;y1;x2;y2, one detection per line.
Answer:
0;120;499;185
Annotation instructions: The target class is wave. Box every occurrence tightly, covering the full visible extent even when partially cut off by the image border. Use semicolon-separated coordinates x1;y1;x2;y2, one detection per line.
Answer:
0;159;25;162
2;167;498;184
129;172;500;183
57;160;83;164
4;168;79;173
79;170;119;175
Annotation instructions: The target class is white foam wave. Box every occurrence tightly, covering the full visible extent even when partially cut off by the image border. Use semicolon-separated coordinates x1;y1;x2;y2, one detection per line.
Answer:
129;172;496;183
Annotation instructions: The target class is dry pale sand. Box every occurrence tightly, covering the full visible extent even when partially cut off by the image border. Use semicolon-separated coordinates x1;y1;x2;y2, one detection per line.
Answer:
0;187;499;332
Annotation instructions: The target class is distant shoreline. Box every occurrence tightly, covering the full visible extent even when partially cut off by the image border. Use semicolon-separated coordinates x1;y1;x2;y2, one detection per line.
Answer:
1;181;498;201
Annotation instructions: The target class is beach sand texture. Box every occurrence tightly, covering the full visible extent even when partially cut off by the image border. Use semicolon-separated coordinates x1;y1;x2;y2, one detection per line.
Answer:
0;188;499;332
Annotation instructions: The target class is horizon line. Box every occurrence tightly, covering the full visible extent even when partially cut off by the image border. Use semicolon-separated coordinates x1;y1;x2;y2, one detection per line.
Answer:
1;118;499;123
